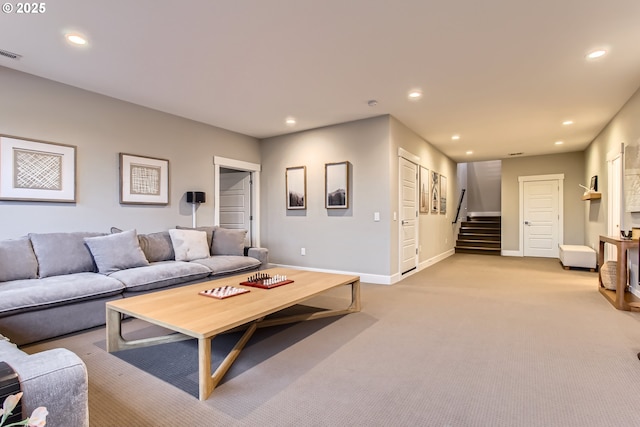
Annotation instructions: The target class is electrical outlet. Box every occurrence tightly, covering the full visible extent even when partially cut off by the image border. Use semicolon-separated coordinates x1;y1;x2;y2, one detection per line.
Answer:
301;248;306;256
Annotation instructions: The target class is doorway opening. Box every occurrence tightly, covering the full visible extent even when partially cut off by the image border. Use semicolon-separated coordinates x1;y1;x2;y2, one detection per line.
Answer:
213;156;261;247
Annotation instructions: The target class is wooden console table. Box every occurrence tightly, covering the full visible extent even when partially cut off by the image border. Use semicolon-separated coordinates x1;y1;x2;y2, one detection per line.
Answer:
598;235;639;311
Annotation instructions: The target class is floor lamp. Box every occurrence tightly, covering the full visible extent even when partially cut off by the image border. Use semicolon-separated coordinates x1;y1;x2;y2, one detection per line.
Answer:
186;191;205;227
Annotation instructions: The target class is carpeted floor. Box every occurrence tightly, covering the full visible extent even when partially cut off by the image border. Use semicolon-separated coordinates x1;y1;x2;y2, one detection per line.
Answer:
23;254;640;426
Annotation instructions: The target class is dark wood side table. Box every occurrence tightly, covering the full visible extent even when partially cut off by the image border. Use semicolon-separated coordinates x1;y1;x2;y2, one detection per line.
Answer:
598;235;640;311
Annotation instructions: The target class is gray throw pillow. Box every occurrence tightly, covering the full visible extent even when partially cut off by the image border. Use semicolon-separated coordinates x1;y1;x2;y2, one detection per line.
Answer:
0;237;39;282
29;232;104;277
138;231;175;262
212;228;247;256
84;229;150;274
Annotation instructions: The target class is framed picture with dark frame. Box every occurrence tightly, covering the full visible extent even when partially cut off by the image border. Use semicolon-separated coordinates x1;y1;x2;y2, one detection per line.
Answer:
0;135;77;202
419;166;429;213
286;166;306;210
325;161;349;209
119;153;169;205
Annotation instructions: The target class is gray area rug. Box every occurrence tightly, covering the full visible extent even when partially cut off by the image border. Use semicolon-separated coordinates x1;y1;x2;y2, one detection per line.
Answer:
107;318;337;398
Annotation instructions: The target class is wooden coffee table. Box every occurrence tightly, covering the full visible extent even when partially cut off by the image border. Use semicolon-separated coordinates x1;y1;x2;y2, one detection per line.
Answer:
105;267;360;400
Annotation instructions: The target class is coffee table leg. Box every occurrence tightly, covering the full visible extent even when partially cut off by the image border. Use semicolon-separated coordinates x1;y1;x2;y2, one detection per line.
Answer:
198;337;213;401
106;307;124;352
349;279;361;312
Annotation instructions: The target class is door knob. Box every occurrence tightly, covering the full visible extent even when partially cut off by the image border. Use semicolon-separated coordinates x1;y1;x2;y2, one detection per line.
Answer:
524;221;530;225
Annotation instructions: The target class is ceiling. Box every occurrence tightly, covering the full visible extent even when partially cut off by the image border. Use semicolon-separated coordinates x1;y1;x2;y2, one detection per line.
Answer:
1;0;639;162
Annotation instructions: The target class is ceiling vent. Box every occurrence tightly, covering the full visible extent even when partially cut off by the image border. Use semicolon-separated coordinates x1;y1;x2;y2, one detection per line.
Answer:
508;152;524;156
0;49;22;60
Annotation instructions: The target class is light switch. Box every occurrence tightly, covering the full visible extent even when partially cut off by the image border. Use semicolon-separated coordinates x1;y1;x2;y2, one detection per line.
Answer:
374;212;380;222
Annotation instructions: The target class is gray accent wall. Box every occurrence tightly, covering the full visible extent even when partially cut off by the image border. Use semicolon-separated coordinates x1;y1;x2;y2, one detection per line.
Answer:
467;160;501;214
260;115;456;282
501;152;586;252
0;67;260;240
260;116;392;277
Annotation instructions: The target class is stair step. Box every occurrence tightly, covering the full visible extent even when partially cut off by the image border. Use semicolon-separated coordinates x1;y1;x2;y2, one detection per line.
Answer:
467;216;501;222
460;227;501;234
455;247;501;255
457;233;500;241
461;221;500;229
456;240;500;248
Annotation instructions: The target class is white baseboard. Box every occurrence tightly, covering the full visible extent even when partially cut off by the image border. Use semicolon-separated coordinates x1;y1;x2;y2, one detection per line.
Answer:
269;263;393;285
271;249;456;286
501;250;522;257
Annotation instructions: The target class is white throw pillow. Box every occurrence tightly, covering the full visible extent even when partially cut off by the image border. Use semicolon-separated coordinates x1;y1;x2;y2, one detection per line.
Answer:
168;229;210;261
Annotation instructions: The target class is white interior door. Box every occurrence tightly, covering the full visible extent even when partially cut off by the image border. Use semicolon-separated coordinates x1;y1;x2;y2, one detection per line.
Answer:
607;150;623;261
523;180;560;258
219;170;251;246
400;157;418;274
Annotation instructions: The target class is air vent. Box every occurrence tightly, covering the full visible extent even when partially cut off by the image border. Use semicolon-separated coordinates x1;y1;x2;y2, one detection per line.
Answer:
508;152;524;156
0;49;22;60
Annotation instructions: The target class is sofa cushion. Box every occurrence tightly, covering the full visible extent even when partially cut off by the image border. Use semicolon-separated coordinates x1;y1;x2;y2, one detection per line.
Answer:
109;261;211;292
0;272;124;316
0;237;39;282
192;256;260;275
176;225;217;250
29;232;104;278
212;228;247;256
84;230;150;274
138;231;175;262
168;229;210;261
111;227;175;262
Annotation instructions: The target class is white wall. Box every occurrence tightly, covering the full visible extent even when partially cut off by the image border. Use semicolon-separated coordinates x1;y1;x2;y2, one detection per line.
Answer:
0;67;260;240
501;151;586;252
584;86;640;294
389;117;458;273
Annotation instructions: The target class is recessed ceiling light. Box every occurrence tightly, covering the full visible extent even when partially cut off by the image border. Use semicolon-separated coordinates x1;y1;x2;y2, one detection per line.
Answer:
408;90;423;100
65;33;88;46
466;150;473;155
285;117;296;126
451;135;460;140
367;99;378;107
562;120;574;126
555;141;564;145
586;49;607;59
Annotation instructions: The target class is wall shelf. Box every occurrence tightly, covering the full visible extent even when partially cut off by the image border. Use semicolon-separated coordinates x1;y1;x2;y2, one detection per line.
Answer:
582;192;601;201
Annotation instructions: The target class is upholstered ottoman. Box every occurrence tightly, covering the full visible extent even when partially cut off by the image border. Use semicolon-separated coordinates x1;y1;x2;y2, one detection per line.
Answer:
559;245;597;271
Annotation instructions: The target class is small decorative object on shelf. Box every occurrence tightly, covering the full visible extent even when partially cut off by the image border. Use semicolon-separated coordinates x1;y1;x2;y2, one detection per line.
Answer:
241;273;294;289
621;230;633;240
199;286;249;299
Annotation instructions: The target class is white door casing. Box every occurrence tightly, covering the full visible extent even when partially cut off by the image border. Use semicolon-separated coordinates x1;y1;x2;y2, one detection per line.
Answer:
213;156;261;247
219;170;252;246
400;156;418;274
518;174;564;258
607;144;624;261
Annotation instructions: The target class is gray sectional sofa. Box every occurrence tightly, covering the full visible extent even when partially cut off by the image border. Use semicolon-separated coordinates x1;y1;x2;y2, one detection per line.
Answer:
0;333;89;427
0;226;268;345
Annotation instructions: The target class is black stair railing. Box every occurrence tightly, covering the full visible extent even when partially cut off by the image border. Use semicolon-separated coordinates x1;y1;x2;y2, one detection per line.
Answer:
452;189;466;224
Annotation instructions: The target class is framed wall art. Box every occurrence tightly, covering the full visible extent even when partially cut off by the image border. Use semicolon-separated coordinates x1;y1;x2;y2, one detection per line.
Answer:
419;166;429;213
439;174;447;214
286;166;306;210
119;153;169;205
0;135;76;202
430;170;439;214
325;161;349;209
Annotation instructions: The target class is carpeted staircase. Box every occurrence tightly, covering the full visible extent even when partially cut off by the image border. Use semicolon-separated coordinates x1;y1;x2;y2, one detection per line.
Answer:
455;215;501;255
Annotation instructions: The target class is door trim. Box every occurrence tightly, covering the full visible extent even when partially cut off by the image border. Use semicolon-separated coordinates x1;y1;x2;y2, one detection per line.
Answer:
398;149;420;277
517;174;564;257
213;156;261;247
